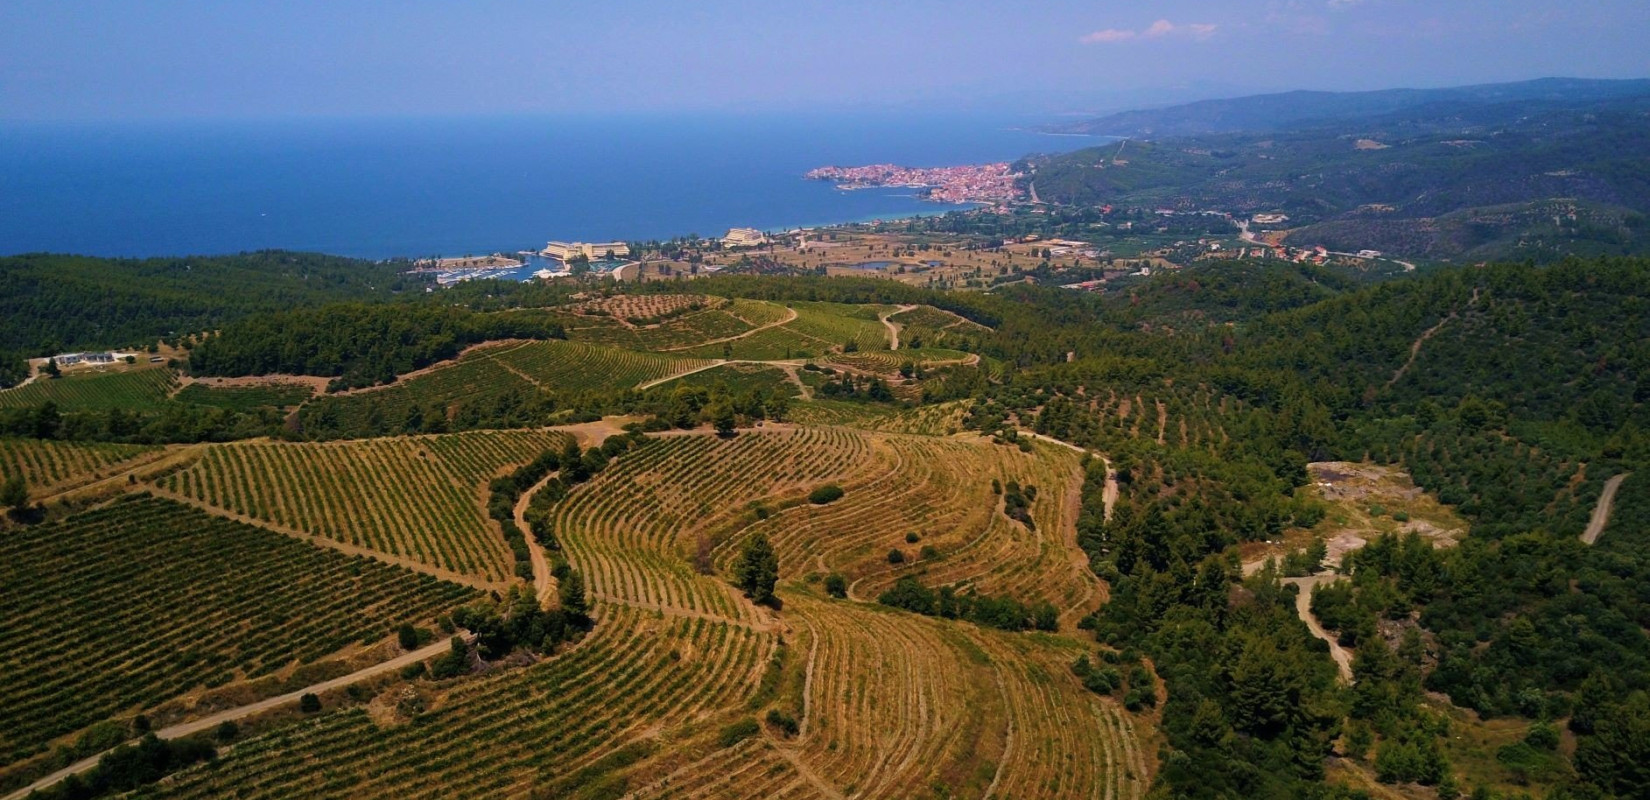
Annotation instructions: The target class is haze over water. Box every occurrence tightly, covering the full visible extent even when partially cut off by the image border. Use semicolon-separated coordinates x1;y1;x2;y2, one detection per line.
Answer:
0;113;1083;259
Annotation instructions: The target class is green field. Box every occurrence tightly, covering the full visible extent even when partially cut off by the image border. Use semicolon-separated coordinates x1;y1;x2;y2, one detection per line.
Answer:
174;382;315;411
0;495;479;764
0;369;177;411
489;339;713;392
655;362;800;398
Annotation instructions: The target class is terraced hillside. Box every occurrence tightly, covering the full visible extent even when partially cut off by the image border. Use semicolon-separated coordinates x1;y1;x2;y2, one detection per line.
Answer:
533;427;1147;797
132;604;775;800
708;433;1101;624
121;425;1151;799
0;495;478;767
158;429;571;584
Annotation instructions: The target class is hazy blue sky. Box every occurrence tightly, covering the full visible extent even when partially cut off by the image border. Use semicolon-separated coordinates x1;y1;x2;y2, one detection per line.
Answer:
3;0;1647;120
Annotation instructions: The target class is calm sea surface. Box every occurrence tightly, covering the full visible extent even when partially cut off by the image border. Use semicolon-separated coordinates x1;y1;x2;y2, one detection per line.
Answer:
0;113;1091;259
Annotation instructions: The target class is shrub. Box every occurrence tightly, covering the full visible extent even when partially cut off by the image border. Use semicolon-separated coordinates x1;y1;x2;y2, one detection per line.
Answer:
397;623;419;651
823;573;847;598
808;484;844;505
718;718;761;748
919;545;939;560
215;721;239;742
298;693;321;713
765;709;800;737
887;549;905;564
905;531;920;543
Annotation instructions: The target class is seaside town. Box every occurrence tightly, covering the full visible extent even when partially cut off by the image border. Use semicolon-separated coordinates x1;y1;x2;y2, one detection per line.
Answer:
804;162;1024;204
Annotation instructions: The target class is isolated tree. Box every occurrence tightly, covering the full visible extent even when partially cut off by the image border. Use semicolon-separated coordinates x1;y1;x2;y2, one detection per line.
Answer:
559;569;589;619
299;693;322;713
712;403;737;436
397;623;420;651
43;358;59;378
734;533;779;604
1;474;27;517
823;573;847;598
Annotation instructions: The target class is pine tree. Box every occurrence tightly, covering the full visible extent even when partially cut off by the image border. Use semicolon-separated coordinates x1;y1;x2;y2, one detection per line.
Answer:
1;474;27;516
733;534;779;605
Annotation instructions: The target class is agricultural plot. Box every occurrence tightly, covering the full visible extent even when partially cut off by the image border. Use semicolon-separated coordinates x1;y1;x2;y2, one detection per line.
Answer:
120;426;1148;799
173;382;315;410
489;339;714;392
783;595;1150;799
785;398;971;437
0;368;177;411
142;605;776;800
0;494;478;766
159;429;571;583
657;362;801;398
546;428;879;626
302;346;540;434
786;301;893;351
819;347;974;374
0;437;160;495
726;298;793;326
566;308;753;350
887;305;981;331
714;433;1100;622
563;298;795;353
574;294;719;321
678;325;824;361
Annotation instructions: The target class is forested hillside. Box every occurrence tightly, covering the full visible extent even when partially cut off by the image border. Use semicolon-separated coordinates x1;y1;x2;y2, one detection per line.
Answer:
0;251;417;388
1049;77;1650;137
1024;92;1650;261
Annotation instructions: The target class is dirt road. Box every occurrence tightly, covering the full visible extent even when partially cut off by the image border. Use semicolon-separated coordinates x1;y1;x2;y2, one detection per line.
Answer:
633;358;807;391
1;635;472;800
658;306;799;353
880;304;916;350
1288;573;1354;683
1582;473;1629;545
515;471;562;605
1018;430;1118;522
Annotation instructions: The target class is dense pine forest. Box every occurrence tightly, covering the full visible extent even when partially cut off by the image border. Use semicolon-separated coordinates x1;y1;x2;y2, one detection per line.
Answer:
2;250;1647;799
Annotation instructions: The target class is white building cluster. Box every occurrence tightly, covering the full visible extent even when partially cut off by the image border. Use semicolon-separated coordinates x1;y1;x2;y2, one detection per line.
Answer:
541;241;631;261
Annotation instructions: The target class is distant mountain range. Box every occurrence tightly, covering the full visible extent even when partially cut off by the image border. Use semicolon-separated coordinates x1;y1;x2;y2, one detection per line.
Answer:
1047;77;1650;137
1022;78;1650;261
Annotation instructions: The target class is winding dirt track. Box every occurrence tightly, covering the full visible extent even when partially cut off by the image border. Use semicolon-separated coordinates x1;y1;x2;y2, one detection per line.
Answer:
633;358;806;391
1581;473;1630;545
0;635;474;800
1288;574;1354;683
880;304;917;351
1019;430;1118;521
516;470;562;604
657;305;799;353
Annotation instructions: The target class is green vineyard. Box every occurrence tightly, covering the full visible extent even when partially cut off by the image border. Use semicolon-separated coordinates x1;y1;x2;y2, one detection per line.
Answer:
0;437;161;494
137;606;774;799
0;368;177;411
548;428;877;626
173;382;316;410
488;339;714;392
160;430;571;583
0;495;479;764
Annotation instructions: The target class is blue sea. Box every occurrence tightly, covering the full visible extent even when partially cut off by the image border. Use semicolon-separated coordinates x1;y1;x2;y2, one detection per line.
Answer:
0;113;1091;259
